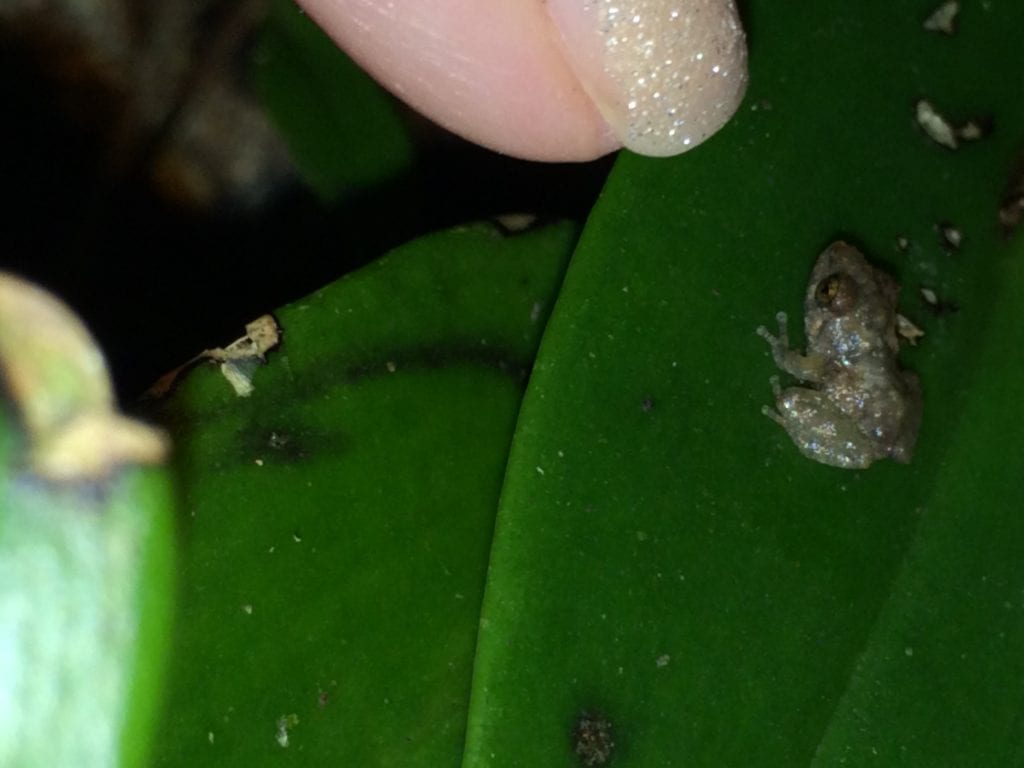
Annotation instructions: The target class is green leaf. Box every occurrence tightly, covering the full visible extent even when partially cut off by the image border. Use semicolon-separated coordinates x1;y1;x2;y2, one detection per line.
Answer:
464;2;1024;765
149;221;576;766
250;0;414;201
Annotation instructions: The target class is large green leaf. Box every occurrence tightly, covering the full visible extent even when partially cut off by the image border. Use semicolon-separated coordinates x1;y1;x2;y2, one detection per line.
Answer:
465;1;1024;765
149;222;575;766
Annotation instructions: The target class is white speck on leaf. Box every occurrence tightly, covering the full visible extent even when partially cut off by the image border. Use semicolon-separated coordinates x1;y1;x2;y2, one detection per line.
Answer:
923;1;959;34
275;714;299;748
916;100;957;148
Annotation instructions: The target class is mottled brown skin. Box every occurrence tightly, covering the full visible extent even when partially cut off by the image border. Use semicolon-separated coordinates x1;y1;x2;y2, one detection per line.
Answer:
757;242;922;469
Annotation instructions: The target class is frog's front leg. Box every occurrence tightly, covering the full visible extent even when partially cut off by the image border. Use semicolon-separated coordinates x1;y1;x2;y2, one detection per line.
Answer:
756;311;826;383
762;377;879;469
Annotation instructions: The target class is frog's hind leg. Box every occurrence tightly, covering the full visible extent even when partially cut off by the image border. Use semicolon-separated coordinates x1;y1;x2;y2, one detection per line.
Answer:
761;375;788;427
765;381;878;469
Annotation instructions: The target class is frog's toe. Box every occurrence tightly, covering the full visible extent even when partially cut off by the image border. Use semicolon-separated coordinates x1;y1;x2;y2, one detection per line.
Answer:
757;326;781;349
761;403;786;426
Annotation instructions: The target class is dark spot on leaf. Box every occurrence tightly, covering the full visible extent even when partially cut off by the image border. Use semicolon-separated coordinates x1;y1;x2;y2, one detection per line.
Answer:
238;424;348;466
999;152;1024;237
641;396;654;412
573;712;614;766
268;430;291;450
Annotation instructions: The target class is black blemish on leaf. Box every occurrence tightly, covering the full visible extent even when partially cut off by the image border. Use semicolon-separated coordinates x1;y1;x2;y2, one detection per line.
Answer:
238;424;350;467
999;153;1024;237
151;342;533;430
268;431;291;451
641;396;654;413
573;712;614;766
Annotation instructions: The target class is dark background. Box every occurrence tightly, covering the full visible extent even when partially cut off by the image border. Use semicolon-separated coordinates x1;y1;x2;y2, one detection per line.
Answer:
0;4;613;398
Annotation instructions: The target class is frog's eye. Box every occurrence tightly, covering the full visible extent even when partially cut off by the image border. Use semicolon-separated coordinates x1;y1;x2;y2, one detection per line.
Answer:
815;272;858;314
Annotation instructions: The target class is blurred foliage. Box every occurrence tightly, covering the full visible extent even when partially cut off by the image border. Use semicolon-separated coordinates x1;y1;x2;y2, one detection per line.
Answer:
251;0;414;201
0;278;174;768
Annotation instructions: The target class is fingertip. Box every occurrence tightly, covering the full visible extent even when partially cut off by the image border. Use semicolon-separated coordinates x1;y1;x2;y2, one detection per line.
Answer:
546;0;749;157
296;0;747;162
298;0;621;162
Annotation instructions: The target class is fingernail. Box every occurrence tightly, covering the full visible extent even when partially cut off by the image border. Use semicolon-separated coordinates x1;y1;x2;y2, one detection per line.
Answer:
546;0;748;157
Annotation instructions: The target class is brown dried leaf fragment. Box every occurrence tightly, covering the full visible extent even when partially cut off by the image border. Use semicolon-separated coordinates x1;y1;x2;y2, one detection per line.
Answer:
896;314;925;346
0;272;167;481
146;314;281;398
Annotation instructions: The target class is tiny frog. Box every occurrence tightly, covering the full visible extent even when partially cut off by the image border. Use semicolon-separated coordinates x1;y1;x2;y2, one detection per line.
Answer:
756;241;922;469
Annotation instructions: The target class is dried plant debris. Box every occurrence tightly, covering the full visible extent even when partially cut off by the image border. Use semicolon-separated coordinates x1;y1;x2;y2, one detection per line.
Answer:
920;286;960;315
2;0;293;210
923;1;959;35
0;272;167;481
573;713;615;766
915;100;990;150
999;156;1024;236
493;213;540;234
896;314;925;346
957;121;987;141
146;314;281;398
936;221;963;252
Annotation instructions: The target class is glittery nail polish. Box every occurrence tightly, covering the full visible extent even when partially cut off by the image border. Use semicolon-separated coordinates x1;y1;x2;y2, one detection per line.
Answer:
548;0;748;157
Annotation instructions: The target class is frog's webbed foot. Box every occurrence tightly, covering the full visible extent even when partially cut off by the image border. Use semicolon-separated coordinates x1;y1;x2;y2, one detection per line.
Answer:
756;311;790;350
762;380;877;469
761;404;787;427
760;376;787;427
757;312;825;382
